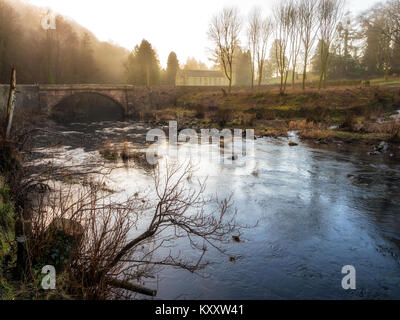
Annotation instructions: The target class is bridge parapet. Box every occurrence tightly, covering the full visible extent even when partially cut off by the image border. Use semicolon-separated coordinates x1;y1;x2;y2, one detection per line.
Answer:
0;84;180;118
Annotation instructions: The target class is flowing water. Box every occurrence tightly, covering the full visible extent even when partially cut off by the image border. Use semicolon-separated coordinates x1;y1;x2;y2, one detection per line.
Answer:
31;121;400;300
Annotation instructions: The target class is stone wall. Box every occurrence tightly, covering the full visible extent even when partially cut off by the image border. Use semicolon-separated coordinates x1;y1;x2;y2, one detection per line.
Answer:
0;85;40;113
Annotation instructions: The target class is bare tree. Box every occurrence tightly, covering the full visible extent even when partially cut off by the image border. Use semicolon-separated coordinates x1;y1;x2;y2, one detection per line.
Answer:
384;0;400;45
248;8;261;89
273;0;295;95
288;1;302;90
299;0;319;90
317;0;345;89
208;7;241;93
24;161;242;299
257;17;273;87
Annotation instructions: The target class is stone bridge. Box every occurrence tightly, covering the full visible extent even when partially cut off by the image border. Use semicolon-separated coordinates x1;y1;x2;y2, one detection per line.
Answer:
0;84;181;117
38;85;136;114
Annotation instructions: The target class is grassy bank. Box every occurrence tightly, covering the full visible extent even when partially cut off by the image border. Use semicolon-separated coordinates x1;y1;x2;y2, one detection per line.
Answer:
146;86;400;147
0;175;16;300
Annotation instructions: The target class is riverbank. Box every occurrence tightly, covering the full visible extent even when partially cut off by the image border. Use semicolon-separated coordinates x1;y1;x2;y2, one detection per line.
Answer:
0;174;15;300
21;119;400;300
135;86;398;159
1;85;400;300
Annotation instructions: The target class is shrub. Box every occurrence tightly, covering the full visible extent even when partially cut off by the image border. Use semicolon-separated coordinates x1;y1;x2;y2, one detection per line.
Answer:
293;94;309;105
288;120;316;131
255;108;276;120
195;104;206;119
311;80;361;87
140;111;156;122
341;111;357;131
216;108;233;126
305;106;330;123
0;177;15;261
155;109;177;121
364;104;383;121
388;122;400;142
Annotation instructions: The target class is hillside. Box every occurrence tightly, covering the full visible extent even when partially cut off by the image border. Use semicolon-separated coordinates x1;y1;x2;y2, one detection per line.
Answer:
0;0;129;84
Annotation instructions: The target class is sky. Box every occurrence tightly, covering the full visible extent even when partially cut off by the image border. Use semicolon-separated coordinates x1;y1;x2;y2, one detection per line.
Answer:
24;0;381;68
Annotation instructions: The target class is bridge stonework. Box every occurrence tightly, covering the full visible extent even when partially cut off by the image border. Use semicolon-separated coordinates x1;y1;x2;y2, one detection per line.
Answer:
0;84;180;118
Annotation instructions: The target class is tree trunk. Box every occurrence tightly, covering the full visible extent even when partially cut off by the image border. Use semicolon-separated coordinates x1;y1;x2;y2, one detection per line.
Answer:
302;61;307;91
146;65;150;87
292;57;297;90
319;71;324;90
228;66;233;93
258;71;262;87
292;69;296;90
251;63;255;90
5;68;17;139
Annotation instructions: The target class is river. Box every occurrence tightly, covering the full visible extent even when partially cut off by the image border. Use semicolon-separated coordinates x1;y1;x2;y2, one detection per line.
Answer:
30;121;400;300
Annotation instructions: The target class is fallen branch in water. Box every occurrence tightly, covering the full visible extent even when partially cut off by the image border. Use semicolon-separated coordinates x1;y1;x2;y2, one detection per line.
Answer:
106;278;157;297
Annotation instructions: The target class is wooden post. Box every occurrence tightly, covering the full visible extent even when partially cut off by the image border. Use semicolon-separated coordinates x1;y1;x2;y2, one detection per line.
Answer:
5;68;17;139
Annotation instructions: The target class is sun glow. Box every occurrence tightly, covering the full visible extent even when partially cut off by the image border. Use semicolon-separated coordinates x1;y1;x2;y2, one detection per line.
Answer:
24;0;380;67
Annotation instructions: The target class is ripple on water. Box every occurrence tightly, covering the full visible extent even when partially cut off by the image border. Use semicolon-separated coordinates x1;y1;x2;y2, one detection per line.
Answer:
31;121;400;299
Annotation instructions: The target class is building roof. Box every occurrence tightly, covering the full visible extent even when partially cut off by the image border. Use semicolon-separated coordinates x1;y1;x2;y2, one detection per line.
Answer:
178;69;225;78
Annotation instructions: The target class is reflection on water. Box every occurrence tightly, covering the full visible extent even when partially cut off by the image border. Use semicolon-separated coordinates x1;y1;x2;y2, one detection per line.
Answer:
32;121;400;300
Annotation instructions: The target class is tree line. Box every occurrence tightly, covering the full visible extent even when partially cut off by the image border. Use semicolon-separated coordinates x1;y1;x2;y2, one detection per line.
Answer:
124;40;181;87
0;0;187;87
208;0;400;93
124;44;221;87
0;0;128;84
2;0;400;89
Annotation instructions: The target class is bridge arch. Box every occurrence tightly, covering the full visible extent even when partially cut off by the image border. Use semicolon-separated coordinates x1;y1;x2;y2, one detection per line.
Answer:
38;85;131;116
50;91;126;123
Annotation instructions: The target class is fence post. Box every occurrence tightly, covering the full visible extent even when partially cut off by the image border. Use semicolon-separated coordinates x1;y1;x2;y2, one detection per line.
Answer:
5;68;17;139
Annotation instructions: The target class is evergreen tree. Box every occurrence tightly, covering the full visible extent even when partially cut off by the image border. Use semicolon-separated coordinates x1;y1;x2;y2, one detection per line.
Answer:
125;39;160;86
79;33;97;83
234;49;252;86
0;0;19;83
166;51;179;85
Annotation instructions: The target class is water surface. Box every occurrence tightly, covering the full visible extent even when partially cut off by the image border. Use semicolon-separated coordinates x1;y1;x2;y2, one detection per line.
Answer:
32;121;400;300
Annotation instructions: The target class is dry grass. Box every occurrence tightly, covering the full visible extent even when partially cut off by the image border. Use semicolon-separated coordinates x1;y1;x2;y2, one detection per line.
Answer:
388;122;400;142
299;129;332;141
153;109;178;121
288;120;319;131
120;142;130;162
99;140;118;161
256;127;287;138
